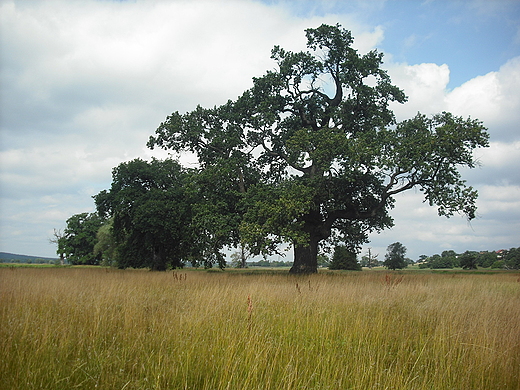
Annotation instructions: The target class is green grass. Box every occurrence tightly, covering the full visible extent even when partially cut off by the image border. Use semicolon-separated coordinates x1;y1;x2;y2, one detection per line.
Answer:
0;263;60;268
1;268;519;389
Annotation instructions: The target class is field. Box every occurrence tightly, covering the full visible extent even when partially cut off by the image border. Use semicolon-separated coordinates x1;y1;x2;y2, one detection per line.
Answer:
1;267;519;389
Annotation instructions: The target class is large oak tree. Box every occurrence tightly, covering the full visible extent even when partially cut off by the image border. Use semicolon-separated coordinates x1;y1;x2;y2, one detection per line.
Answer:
148;24;489;273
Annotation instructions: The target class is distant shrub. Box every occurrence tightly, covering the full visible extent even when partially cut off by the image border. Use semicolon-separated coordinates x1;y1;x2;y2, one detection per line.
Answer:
491;260;505;269
329;246;361;270
427;254;456;269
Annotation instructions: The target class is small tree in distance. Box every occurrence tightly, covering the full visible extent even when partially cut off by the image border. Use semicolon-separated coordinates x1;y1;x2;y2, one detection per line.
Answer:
383;242;408;270
49;228;66;265
459;250;478;269
230;243;251;268
329;245;361;270
360;248;380;268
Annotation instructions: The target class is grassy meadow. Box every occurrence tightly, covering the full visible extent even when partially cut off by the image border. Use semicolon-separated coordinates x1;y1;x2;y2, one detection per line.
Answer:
1;267;519;390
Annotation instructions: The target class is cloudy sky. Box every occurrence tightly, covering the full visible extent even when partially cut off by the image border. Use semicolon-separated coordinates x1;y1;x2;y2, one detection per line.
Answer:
1;0;519;261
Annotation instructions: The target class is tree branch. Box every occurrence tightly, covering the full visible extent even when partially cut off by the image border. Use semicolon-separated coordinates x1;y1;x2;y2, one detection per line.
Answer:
260;139;310;175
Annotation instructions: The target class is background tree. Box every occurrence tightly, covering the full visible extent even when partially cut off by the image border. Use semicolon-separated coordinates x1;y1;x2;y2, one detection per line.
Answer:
329;245;361;270
61;212;104;265
361;248;380;268
383;242;408;270
442;250;456;257
459;250;478;270
440;250;459;268
49;228;66;265
425;253;457;269
148;23;489;274
148;102;262;267
93;218;118;267
476;251;497;268
230;243;251;268
317;253;330;268
95;158;200;271
503;247;520;269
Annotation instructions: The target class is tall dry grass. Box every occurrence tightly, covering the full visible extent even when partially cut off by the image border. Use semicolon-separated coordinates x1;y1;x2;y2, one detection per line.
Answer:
1;267;519;389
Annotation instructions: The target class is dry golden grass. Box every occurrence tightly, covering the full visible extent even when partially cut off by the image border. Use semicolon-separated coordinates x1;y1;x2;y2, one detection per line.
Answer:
1;267;519;389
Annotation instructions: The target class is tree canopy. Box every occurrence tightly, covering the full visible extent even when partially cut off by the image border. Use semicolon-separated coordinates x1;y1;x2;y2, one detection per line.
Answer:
94;158;201;270
61;212;103;265
148;23;488;273
459;251;478;270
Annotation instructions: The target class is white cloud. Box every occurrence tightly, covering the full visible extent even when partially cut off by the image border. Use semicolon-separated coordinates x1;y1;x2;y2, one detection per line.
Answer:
388;62;450;119
457;141;520;188
353;25;385;52
446;73;501;118
386;56;520;144
444;57;520;142
478;184;520;215
478;140;520;169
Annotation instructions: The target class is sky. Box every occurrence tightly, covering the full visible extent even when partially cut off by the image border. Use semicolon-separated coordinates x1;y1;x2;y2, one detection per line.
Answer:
1;0;519;261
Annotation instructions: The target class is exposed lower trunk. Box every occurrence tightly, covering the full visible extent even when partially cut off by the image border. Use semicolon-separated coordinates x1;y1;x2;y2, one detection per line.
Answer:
289;237;319;274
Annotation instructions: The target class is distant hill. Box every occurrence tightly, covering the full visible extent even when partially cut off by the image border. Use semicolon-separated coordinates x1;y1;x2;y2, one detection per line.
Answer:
0;252;58;263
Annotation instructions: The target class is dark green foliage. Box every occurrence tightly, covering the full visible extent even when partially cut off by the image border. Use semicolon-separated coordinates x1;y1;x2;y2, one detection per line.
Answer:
94;158;201;270
459;251;478;270
420;250;459;269
416;248;518;270
476;251;497;268
148;24;488;273
61;213;104;265
426;254;457;269
329;245;361;270
491;260;505;269
383;242;408;270
503;247;520;269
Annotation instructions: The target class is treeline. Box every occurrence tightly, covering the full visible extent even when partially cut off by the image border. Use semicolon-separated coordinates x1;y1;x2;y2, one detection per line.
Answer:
0;252;58;264
54;196;520;271
417;249;520;270
247;260;293;268
331;244;520;271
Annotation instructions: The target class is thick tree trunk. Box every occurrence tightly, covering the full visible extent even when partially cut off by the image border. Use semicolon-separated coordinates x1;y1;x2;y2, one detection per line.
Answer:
289;237;319;274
